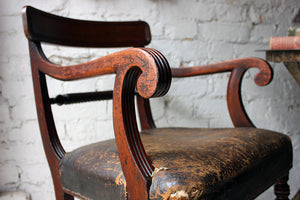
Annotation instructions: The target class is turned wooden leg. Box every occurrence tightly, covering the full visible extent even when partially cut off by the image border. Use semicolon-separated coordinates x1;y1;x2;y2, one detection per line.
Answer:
274;175;290;200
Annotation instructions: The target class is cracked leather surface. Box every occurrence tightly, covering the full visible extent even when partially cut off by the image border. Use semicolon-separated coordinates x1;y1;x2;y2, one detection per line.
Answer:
60;127;292;200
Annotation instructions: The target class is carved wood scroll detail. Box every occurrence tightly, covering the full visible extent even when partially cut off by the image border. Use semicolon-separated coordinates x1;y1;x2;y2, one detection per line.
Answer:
172;58;273;127
30;41;171;199
113;48;171;199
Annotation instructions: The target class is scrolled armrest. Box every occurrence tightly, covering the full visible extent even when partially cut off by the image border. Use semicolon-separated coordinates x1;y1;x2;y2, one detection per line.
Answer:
112;48;171;199
32;42;172;200
172;58;273;127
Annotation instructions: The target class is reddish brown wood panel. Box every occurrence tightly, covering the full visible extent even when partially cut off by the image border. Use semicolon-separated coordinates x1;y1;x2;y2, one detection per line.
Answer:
22;6;151;47
23;6;292;200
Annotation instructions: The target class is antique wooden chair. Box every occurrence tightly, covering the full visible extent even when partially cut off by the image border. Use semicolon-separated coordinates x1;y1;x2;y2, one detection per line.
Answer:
22;6;293;200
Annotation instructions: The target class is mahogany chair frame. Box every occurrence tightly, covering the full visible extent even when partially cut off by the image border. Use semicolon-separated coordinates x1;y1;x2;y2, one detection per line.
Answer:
22;6;291;200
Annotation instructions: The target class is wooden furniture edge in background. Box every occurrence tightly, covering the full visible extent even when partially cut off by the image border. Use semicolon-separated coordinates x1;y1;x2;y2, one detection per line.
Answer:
266;49;300;85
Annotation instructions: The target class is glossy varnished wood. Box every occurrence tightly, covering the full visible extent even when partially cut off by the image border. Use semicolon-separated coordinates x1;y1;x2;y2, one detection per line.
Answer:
28;39;170;199
275;176;290;200
22;6;151;47
28;41;73;200
113;48;171;199
22;5;157;200
172;58;273;127
23;6;292;200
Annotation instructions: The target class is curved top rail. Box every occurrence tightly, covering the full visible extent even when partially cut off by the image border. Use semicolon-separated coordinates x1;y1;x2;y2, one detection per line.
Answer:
22;6;151;47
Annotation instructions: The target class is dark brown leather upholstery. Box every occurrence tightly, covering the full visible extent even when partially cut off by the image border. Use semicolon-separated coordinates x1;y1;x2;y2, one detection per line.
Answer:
60;128;292;200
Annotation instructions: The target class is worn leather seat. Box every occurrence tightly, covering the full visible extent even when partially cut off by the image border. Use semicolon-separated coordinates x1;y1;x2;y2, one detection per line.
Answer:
60;128;292;200
23;6;293;200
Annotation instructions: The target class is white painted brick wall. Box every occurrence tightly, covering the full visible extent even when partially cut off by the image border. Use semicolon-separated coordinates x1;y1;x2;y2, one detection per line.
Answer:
0;191;31;200
0;0;299;199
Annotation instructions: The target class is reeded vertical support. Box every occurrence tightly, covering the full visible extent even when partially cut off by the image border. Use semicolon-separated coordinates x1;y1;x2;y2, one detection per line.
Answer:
113;48;171;199
275;176;290;200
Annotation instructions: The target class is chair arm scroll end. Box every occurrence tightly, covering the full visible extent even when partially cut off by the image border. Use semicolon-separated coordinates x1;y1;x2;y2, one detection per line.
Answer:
227;58;273;127
252;58;273;87
112;48;172;199
137;48;172;99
